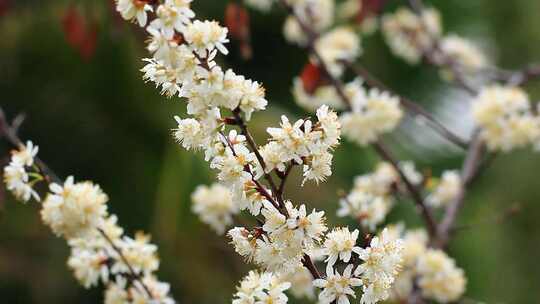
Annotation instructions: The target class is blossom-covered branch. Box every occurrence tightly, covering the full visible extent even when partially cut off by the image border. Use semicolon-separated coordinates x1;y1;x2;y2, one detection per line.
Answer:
0;108;174;303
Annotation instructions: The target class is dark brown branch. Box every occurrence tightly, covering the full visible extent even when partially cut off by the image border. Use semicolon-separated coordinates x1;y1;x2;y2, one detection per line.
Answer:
302;254;321;279
0;107;61;184
98;228;154;299
373;141;438;238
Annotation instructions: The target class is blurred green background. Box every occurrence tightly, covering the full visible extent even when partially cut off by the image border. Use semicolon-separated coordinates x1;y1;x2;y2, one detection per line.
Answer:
1;0;540;303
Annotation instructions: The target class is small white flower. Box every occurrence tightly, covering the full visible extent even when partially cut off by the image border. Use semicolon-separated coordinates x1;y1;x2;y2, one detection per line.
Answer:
440;35;487;73
150;0;195;39
116;0;153;27
110;232;159;276
323;227;362;267
313;264;362;304
184;20;230;56
67;245;109;288
228;227;257;260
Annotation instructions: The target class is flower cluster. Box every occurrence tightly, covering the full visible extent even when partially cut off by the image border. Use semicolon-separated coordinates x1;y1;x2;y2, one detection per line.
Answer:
339;81;403;146
283;0;334;46
314;228;403;304
191;183;239;234
41;176;108;239
472;85;540;152
383;6;488;80
388;226;466;303
439;35;487;73
264;105;341;185
382;7;441;64
3;141;40;203
338;162;400;230
314;26;362;77
229;200;327;274
232;270;291;304
417;249;467;303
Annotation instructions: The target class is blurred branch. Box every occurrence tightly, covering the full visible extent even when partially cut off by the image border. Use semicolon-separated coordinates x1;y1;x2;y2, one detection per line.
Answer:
341;60;469;149
435;131;485;248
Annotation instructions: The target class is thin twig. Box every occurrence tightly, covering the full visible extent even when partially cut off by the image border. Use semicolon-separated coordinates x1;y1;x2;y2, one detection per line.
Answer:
98;228;154;299
373;141;438;237
277;162;294;199
435;132;484;248
0;107;61;184
232;110;282;206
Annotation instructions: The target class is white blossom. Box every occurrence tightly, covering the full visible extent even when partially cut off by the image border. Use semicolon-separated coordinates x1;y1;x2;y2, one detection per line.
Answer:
472;85;540;151
440;35;487;73
41;176;108;239
183;20;230;56
150;0;195;39
3;141;41;203
382;7;441;64
417;249;466;303
314;27;361;77
115;0;153;27
313;264;362;304
191;183;238;234
340;86;403;146
323;227;362;267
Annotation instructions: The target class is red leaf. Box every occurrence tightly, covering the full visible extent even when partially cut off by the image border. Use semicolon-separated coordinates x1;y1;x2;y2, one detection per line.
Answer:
300;62;324;95
62;6;86;47
225;2;252;59
62;6;98;60
0;0;10;17
356;0;386;23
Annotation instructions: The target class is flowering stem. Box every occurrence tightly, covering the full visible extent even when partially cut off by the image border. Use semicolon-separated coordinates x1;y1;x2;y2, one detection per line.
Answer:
232;110;280;197
0;107;157;299
97;228;154;299
218;131;279;209
0;107;61;184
